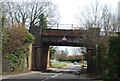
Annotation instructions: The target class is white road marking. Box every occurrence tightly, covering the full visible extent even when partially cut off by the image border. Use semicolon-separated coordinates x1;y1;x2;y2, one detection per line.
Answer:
42;63;80;81
41;73;62;81
51;74;60;78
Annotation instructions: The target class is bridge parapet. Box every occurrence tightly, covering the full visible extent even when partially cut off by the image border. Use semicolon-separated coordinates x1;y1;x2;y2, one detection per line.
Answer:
42;29;85;37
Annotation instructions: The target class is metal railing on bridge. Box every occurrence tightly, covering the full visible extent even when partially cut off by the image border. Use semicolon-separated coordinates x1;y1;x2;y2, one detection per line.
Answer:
48;24;86;30
47;24;113;37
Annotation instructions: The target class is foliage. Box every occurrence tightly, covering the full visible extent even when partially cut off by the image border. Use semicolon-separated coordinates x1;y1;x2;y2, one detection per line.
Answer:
107;33;120;80
1;16;5;27
97;42;108;73
68;55;83;59
24;29;35;44
39;13;48;28
59;59;82;63
2;24;35;72
3;2;59;27
3;24;35;55
49;46;57;59
101;33;120;80
4;52;25;72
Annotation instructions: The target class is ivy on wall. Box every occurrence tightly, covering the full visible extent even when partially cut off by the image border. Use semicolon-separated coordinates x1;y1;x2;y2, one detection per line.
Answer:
2;24;35;72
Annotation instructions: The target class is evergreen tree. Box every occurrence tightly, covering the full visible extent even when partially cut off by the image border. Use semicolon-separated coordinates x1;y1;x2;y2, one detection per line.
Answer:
39;13;48;28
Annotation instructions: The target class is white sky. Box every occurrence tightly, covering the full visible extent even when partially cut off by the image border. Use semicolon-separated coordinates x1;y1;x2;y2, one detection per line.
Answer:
51;0;119;25
59;46;81;55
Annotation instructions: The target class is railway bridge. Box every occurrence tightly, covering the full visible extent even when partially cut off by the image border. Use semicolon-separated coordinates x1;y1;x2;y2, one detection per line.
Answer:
30;25;100;73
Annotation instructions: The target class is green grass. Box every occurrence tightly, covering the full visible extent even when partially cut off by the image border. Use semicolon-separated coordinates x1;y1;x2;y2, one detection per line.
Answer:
59;61;72;63
78;62;87;66
51;62;67;68
57;64;67;68
51;63;61;67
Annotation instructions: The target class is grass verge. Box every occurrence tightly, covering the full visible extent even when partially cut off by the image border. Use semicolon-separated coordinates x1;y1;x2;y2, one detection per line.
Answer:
59;61;72;63
51;62;67;68
57;64;67;68
78;62;87;66
51;62;61;67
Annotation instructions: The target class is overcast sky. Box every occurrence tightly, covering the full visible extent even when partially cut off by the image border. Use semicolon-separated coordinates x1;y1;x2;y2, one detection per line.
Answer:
51;0;119;25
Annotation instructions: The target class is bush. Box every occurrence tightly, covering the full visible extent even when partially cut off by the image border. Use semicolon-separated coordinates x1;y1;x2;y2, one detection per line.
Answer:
2;24;35;72
3;24;35;55
4;52;25;72
101;33;120;80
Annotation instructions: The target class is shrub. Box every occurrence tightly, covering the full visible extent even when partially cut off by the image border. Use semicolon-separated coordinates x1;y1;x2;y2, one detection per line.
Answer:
2;24;35;72
101;33;120;80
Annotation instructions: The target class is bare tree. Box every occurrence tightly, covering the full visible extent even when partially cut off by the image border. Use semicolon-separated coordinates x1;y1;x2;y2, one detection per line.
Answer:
64;48;69;57
76;0;104;28
76;0;118;36
102;9;118;36
3;2;60;28
72;48;81;55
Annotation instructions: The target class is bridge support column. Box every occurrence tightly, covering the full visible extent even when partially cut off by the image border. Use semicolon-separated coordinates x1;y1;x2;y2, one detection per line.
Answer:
87;48;94;74
40;44;49;71
33;44;49;71
47;50;50;68
30;26;50;71
34;46;41;70
32;44;49;71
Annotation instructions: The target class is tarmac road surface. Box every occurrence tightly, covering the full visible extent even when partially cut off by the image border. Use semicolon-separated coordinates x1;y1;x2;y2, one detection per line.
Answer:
2;63;102;81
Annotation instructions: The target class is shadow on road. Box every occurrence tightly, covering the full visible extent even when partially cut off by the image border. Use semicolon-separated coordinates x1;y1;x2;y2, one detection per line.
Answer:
2;67;102;81
41;68;81;75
